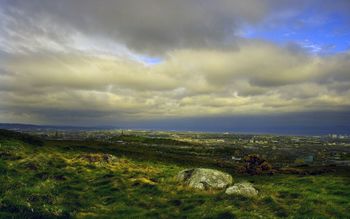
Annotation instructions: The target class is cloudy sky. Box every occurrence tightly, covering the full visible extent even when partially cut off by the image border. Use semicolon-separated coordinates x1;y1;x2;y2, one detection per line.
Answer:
0;0;350;134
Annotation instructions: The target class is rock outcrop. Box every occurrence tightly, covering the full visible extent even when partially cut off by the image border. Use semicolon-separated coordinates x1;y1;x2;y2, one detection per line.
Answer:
225;182;258;197
177;168;233;190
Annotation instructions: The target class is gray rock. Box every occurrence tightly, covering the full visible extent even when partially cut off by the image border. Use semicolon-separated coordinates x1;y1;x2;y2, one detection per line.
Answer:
177;168;233;190
225;182;258;197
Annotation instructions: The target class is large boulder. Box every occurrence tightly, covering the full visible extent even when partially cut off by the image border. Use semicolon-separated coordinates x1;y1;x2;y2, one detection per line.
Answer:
225;182;258;197
177;168;233;190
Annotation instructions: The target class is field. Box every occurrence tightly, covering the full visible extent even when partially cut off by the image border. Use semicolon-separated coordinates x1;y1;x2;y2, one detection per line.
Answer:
0;133;350;218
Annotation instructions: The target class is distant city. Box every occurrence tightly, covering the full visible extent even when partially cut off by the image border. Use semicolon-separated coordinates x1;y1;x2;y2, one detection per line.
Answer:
1;123;349;168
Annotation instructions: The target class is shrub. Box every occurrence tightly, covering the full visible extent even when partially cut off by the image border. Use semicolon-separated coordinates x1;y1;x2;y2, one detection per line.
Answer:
237;154;273;175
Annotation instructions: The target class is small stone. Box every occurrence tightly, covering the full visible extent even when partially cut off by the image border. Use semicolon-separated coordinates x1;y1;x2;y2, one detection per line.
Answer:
225;182;258;197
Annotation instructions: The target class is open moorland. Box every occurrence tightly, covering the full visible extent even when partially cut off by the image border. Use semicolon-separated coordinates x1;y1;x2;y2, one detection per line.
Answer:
1;129;350;218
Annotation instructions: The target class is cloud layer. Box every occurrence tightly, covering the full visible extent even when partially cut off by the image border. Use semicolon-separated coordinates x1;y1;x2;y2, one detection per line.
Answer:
0;0;349;127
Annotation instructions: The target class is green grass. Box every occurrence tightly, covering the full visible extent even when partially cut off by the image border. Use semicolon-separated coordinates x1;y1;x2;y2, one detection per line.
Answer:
0;138;349;218
110;135;193;146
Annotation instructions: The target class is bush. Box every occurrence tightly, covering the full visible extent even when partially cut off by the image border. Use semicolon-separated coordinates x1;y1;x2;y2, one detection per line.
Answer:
237;154;273;175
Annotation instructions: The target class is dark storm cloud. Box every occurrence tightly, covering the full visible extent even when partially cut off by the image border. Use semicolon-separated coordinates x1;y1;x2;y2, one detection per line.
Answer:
130;110;350;135
0;0;312;54
6;0;350;54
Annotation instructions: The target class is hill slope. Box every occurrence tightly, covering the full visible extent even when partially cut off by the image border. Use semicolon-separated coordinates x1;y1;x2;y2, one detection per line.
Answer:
0;130;349;218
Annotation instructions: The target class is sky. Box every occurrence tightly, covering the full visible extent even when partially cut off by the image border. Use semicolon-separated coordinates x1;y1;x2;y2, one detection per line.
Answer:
0;0;350;134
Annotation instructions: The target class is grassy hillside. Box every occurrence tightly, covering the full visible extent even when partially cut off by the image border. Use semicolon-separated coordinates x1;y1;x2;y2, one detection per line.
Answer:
0;132;349;218
111;135;193;146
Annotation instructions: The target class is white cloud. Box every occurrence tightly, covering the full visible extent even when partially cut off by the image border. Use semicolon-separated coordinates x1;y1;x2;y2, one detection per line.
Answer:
1;39;349;124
